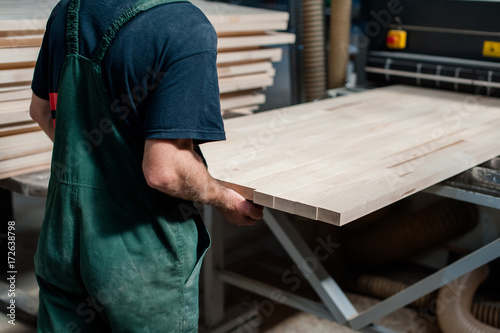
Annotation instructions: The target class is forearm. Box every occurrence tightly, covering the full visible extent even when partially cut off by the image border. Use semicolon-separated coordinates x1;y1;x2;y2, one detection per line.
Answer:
36;113;55;142
142;139;229;206
30;92;54;141
143;138;263;226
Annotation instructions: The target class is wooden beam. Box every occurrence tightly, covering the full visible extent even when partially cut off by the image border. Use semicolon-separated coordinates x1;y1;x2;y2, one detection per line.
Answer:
218;71;275;94
0;108;31;125
0;88;31;102
217;48;283;64
0;131;52;161
0;150;51;177
191;0;289;24
0;34;43;48
0;47;39;65
217;61;273;78
0;122;40;137
220;92;265;111
218;32;295;50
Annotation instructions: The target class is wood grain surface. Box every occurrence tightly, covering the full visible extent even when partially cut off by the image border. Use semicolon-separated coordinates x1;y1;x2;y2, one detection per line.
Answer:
201;85;500;226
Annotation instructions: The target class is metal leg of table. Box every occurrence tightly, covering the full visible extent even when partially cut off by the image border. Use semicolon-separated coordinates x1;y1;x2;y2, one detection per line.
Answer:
263;208;500;332
203;205;226;328
217;271;398;333
205;206;500;332
262;208;359;325
348;238;500;330
218;270;335;321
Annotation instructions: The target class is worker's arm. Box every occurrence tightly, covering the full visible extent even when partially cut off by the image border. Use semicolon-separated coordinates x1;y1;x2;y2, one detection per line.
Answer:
143;138;263;226
30;92;54;141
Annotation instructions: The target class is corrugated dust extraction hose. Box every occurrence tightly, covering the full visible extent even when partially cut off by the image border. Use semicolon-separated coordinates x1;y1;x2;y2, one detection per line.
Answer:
328;0;352;88
302;0;327;101
344;200;478;267
437;265;500;333
350;272;500;329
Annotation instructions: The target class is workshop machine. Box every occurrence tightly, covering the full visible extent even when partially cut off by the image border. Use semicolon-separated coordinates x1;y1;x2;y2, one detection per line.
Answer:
363;0;500;98
361;0;500;197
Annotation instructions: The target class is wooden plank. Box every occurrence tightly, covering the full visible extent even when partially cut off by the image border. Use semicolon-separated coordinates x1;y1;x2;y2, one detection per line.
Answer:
0;108;31;125
0;131;52;161
0;162;50;180
201;85;500;226
0;20;48;34
218;32;295;50
0;150;51;175
191;0;289;24
213;21;288;34
0;47;39;65
0;85;31;93
0;34;43;48
217;62;272;78
217;48;283;64
0;88;31;102
0;61;36;71
218;71;275;94
0;98;30;112
224;105;259;116
0;130;48;150
1;1;293;42
0;122;40;137
220;93;266;111
0;68;34;85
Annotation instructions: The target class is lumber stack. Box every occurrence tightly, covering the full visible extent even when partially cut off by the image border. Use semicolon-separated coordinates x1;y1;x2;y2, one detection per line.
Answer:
0;0;295;180
192;0;295;116
201;85;500;226
0;0;53;179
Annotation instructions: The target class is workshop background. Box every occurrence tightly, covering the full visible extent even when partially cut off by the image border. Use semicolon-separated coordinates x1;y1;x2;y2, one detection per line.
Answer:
1;0;500;332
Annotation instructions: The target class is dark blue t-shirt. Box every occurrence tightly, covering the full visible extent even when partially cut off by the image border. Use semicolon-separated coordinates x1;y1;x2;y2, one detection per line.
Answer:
32;0;225;144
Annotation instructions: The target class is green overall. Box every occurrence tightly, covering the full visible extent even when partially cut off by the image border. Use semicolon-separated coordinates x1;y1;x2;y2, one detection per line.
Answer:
34;0;210;332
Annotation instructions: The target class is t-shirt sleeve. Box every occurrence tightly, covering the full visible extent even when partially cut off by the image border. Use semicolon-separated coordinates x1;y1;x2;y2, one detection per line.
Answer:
31;17;52;100
143;49;225;144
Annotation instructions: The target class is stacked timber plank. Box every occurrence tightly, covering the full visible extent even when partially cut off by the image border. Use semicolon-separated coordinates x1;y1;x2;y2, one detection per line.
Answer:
0;0;53;180
0;0;294;180
191;0;294;115
201;85;500;226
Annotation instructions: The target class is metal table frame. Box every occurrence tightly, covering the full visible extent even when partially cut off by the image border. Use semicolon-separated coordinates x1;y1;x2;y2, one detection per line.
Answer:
202;185;500;333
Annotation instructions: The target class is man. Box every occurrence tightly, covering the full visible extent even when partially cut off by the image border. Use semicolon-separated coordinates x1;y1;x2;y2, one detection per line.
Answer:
29;0;263;331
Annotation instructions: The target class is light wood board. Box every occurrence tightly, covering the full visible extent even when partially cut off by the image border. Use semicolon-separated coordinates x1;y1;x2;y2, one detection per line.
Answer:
218;71;275;94
218;32;295;50
0;47;39;65
220;92;266;111
0;68;34;85
0;88;32;102
0;130;52;161
217;61;273;78
190;0;289;24
0;121;40;137
201;85;500;226
217;48;282;64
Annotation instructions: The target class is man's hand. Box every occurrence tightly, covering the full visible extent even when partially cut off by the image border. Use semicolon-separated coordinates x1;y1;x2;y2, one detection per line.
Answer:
143;138;263;226
217;188;263;226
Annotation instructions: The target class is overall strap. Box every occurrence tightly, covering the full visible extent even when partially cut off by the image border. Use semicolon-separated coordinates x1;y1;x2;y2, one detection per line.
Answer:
66;0;81;55
93;0;188;65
